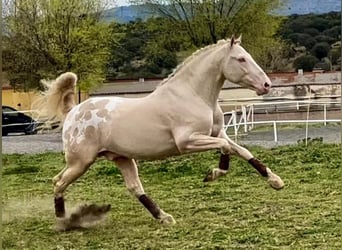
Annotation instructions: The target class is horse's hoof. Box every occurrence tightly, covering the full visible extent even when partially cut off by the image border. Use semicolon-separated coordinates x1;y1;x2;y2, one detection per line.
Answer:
203;170;214;182
266;168;284;190
203;168;227;182
159;213;176;225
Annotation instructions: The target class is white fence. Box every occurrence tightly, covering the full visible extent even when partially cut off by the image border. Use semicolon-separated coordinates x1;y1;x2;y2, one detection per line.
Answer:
223;100;341;143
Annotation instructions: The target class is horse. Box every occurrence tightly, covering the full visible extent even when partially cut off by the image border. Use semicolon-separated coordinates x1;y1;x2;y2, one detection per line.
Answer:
35;36;284;231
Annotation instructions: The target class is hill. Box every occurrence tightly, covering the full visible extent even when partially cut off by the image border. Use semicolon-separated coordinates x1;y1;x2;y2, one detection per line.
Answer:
104;0;341;23
277;0;341;15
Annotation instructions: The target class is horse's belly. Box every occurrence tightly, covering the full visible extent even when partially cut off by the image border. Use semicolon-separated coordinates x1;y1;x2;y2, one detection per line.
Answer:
105;127;180;160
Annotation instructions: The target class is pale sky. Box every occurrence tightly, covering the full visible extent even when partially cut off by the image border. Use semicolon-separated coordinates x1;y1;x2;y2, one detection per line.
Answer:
116;0;130;6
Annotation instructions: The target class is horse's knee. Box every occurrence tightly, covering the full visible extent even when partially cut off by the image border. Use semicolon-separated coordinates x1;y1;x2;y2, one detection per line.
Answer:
220;142;232;155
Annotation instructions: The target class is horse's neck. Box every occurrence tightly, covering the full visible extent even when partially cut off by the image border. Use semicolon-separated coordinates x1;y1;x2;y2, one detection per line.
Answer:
164;45;226;108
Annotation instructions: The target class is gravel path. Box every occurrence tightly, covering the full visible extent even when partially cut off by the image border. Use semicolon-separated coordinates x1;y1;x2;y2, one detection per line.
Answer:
2;125;340;154
237;125;340;148
2;133;63;154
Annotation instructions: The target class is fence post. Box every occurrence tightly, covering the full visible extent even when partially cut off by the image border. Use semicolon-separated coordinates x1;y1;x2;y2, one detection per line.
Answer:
242;105;247;133
273;121;278;142
323;104;327;126
232;111;238;140
251;104;254;130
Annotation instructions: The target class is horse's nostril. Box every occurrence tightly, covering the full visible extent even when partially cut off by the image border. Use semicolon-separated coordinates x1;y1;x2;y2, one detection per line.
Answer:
264;82;270;88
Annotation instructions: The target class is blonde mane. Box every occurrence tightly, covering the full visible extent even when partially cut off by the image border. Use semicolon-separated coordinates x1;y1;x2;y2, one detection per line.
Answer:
158;39;229;86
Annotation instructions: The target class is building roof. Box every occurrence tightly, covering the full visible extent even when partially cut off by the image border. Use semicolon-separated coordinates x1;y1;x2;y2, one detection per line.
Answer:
90;72;341;96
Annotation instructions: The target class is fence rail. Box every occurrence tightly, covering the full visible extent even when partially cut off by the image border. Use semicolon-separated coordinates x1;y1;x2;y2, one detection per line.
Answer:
223;99;341;143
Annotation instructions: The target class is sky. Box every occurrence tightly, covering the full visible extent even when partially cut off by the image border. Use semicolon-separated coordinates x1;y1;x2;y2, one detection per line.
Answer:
116;0;130;6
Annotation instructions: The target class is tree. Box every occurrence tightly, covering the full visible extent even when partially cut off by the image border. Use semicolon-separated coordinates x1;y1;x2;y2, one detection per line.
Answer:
293;55;319;72
131;0;283;46
314;35;335;44
323;26;341;39
329;45;341;65
106;18;178;79
311;42;330;60
130;0;286;72
288;33;316;49
3;0;112;91
257;39;292;72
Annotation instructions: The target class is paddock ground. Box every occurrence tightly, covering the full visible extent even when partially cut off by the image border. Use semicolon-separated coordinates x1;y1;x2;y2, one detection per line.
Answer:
2;140;341;249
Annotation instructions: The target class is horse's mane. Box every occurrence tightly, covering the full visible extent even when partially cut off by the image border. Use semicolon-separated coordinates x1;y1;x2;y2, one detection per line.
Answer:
158;39;229;86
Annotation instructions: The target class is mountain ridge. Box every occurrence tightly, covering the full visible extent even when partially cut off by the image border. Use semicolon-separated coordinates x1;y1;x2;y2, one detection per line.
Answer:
103;0;341;23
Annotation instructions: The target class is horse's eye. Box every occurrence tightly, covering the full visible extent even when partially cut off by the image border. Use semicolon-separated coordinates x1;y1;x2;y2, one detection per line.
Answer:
238;57;246;63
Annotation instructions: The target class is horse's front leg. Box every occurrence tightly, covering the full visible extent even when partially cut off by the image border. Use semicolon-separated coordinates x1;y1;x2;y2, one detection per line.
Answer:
204;130;284;190
114;157;175;224
175;132;233;180
203;153;231;182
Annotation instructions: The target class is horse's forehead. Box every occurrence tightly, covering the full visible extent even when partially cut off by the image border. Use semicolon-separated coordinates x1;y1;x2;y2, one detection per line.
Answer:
231;45;249;56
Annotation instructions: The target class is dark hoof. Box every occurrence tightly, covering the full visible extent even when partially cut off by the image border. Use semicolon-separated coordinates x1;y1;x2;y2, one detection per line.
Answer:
203;170;214;182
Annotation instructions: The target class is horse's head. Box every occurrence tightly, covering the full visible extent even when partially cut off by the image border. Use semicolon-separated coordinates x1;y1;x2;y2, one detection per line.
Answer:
222;35;271;95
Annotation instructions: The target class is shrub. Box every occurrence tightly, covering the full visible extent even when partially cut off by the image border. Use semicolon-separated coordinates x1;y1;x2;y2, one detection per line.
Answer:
293;55;319;71
288;33;317;49
303;28;320;37
322;26;341;39
311;42;331;60
314;35;335;44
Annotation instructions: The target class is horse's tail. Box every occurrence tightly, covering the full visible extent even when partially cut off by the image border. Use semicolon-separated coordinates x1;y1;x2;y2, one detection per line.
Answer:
32;72;78;125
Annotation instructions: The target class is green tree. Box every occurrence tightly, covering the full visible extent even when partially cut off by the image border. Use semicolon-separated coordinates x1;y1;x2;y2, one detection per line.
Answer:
329;46;341;65
311;42;330;60
3;0;111;91
131;0;283;46
293;55;319;72
107;18;179;79
303;28;320;37
288;33;316;49
130;0;286;71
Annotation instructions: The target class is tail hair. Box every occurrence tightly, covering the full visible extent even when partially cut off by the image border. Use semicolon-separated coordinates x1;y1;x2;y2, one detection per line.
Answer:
32;72;78;126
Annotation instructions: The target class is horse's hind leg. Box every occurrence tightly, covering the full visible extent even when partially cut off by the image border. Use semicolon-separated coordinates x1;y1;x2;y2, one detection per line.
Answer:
54;157;93;218
114;157;175;224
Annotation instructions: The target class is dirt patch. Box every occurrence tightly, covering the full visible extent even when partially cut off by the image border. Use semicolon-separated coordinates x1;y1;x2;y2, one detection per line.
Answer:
2;195;54;223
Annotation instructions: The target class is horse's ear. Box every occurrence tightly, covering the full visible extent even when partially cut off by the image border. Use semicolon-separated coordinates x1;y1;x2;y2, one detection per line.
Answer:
230;35;235;48
236;34;242;43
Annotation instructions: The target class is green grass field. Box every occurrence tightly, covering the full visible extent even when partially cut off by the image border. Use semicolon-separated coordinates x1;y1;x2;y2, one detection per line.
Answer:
2;140;341;249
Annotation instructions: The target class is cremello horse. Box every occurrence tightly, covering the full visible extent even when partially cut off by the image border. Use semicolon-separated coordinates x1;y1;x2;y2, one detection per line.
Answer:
37;36;284;231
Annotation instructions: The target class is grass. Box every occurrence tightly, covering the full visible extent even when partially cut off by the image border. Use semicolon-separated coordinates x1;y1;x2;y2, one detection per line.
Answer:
2;140;342;249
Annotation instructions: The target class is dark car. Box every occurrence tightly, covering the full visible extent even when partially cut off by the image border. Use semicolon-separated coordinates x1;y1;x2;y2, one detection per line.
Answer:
2;106;38;136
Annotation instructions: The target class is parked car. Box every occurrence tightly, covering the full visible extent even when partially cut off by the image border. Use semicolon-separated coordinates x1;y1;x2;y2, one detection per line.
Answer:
2;106;38;136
